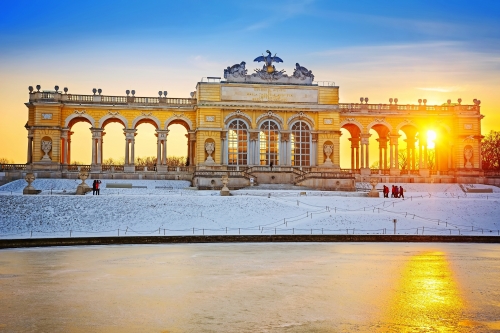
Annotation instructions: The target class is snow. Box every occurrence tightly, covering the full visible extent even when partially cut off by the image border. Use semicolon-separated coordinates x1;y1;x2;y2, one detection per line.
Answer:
1;179;500;239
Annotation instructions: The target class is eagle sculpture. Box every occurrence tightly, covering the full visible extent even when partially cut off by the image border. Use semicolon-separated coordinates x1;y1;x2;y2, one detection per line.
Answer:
254;50;283;73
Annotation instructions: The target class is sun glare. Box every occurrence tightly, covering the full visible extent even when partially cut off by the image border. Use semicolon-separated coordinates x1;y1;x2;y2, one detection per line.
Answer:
427;130;437;149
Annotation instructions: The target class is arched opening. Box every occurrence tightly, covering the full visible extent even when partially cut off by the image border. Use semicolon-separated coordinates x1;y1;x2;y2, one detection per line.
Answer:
432;127;450;172
167;123;188;166
227;119;248;165
290;120;311;166
101;122;126;165
134;122;158;166
368;124;390;171
399;125;418;172
259;120;280;165
68;119;92;164
340;124;361;171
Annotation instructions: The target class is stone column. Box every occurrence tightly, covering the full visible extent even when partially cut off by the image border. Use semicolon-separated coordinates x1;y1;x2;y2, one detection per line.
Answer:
220;130;227;165
124;129;137;172
61;128;70;167
378;145;382;171
477;138;482;169
250;131;259;166
311;133;318;167
68;132;73;165
349;137;360;170
419;142;423;170
419;138;429;177
360;134;371;175
155;130;169;170
389;134;400;176
90;128;103;172
351;146;355;170
27;130;33;164
189;132;196;166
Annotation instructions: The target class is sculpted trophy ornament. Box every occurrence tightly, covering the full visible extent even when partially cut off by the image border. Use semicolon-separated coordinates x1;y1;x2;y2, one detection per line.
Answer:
223;50;315;84
205;142;215;164
40;140;52;161
323;144;333;166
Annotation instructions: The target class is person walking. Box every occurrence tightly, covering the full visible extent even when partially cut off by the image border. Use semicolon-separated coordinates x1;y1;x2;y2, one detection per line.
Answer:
399;185;404;199
92;180;96;195
383;185;388;198
270;161;273;171
391;185;395;198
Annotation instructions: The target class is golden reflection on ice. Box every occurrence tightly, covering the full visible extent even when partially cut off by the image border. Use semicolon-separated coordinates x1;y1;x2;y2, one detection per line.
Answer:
381;251;466;332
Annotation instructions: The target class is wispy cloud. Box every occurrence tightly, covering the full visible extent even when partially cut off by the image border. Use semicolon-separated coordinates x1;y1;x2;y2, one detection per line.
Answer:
244;0;315;31
417;87;462;93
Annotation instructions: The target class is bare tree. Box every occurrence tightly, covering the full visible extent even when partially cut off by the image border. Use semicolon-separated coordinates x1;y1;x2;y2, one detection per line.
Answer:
133;156;187;167
482;130;500;170
0;158;13;164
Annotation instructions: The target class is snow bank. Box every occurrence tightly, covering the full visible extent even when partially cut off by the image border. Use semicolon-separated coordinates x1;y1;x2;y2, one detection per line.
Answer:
0;179;499;239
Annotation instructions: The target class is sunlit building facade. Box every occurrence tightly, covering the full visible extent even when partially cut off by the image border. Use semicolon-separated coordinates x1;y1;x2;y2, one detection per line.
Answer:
19;52;485;188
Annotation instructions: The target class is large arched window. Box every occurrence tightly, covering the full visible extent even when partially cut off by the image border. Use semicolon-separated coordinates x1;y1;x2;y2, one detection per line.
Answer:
227;119;248;165
291;121;311;166
259;120;280;165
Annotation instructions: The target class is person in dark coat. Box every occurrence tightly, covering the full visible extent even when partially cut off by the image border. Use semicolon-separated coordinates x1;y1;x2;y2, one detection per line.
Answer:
384;185;389;198
391;185;395;198
399;185;404;199
92;180;96;195
270;161;273;171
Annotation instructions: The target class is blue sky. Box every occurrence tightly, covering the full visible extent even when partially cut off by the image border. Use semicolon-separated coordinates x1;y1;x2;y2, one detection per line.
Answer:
1;0;499;162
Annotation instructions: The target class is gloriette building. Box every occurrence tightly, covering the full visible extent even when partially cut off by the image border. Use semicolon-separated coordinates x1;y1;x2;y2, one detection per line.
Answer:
13;50;485;189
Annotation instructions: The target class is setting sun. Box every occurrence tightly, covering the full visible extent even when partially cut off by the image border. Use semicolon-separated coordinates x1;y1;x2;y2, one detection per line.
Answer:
427;130;437;149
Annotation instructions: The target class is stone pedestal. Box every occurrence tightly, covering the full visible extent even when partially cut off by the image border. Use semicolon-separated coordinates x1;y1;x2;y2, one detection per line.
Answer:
419;168;430;177
23;173;41;195
76;171;92;195
124;165;135;173
91;164;102;173
367;178;380;198
389;168;400;176
220;175;230;196
360;168;371;176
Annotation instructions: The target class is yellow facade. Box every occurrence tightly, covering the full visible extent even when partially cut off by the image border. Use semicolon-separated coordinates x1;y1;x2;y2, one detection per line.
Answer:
24;80;484;179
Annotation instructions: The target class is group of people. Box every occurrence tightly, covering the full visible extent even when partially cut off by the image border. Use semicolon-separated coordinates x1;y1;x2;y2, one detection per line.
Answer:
92;180;102;195
382;185;404;199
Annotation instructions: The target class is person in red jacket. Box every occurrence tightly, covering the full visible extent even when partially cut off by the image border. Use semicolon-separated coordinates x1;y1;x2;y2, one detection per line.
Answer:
399;185;404;199
95;180;101;195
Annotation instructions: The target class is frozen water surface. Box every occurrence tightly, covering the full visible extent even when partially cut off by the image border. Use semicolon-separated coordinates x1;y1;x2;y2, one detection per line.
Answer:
0;243;500;332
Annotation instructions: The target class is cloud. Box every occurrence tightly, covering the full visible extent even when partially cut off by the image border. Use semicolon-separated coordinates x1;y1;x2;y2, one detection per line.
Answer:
243;0;315;31
417;87;462;93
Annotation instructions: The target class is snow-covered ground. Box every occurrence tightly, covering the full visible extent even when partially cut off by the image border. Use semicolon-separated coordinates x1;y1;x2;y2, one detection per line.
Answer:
1;179;499;239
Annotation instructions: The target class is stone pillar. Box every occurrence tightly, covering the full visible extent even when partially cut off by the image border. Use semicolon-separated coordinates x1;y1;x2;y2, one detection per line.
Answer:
189;131;197;167
360;134;371;175
419;143;423;170
477;138;482;169
60;128;70;168
419;139;429;177
250;131;259;166
378;145;382;171
349;137;360;170
68;132;73;165
389;135;400;176
155;130;169;170
27;130;33;164
350;146;354;170
124;129;137;172
90;128;103;172
220;130;227;165
311;133;318;167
